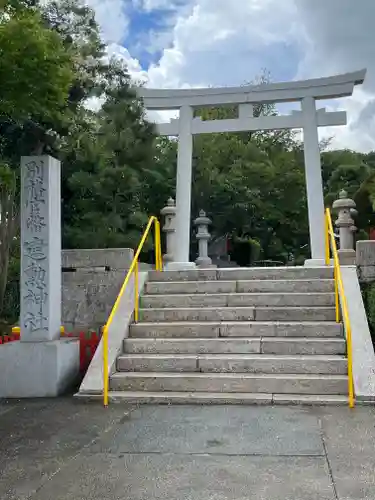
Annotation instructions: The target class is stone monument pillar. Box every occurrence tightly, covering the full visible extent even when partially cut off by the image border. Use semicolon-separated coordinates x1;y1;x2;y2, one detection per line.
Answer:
20;156;62;341
160;197;176;265
0;156;79;398
332;189;357;265
194;210;213;268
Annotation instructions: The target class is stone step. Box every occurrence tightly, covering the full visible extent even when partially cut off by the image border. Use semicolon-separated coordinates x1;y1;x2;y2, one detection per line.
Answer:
145;279;334;295
125;337;261;354
117;354;347;374
255;307;336;322
141;292;335;309
109;372;348;395
129;321;343;338
146;280;237;294
139;307;336;322
238;279;334;293
148;267;333;282
261;338;346;355
106;391;349;405
124;337;346;355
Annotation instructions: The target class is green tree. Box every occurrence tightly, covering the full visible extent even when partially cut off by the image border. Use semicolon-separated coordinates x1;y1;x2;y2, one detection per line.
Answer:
0;4;74;318
0;8;73;123
0;162;18;316
321;150;369;204
189;101;308;264
61;77;158;249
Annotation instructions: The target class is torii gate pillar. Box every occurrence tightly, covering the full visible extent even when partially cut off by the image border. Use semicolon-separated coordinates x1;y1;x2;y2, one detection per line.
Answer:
173;105;195;269
302;96;326;266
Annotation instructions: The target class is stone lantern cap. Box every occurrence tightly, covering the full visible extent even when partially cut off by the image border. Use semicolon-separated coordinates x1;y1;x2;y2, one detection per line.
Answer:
332;190;356;211
160;197;176;216
194;209;212;227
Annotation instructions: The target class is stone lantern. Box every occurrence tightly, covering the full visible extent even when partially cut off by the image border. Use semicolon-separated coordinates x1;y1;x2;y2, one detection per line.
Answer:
194;210;213;268
160;197;176;264
332;189;357;265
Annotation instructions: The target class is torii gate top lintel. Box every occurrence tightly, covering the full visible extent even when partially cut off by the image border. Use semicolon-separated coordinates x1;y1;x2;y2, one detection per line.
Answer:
137;69;366;109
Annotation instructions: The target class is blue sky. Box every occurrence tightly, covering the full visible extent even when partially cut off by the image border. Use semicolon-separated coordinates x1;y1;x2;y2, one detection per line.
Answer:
88;0;375;152
125;5;172;67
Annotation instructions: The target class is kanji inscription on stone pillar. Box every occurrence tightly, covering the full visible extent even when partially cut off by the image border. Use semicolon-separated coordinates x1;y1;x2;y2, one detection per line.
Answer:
20;156;61;341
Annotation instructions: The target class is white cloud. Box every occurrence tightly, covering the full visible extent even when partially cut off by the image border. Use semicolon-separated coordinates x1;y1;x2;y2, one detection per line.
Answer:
143;0;375;151
85;0;129;44
85;0;375;151
106;43;148;83
147;0;300;88
132;0;190;12
85;43;148;112
294;0;375;151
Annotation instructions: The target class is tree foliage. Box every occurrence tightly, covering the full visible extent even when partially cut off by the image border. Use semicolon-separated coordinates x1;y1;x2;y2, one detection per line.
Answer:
0;8;73;123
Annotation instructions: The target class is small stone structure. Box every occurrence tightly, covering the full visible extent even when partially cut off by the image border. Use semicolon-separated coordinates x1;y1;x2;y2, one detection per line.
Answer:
62;248;135;332
194;210;213;268
160;198;176;264
333;190;357;265
357;241;375;282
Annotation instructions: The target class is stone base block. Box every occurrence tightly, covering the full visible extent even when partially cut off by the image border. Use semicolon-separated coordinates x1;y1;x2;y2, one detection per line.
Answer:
356;240;375;267
359;265;375;282
164;261;197;270
0;339;79;398
304;259;328;267
195;256;214;268
338;249;356;265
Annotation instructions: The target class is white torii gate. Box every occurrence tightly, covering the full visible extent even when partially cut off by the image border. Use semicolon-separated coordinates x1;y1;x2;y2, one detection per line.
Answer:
138;69;366;268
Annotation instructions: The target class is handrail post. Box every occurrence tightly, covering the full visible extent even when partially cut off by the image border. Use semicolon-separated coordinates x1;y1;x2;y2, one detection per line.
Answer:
103;326;109;407
155;220;159;271
134;259;139;322
325;211;330;266
158;220;163;270
155;219;162;271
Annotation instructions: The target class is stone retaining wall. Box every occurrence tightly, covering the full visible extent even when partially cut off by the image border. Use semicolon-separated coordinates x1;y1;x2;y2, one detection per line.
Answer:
62;248;135;332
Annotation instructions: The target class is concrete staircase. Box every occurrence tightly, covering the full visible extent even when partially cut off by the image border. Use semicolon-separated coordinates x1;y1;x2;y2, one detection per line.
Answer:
110;267;349;404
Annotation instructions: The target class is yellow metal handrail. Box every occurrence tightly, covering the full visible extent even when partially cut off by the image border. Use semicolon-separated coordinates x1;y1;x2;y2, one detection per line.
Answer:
102;216;162;406
325;208;354;408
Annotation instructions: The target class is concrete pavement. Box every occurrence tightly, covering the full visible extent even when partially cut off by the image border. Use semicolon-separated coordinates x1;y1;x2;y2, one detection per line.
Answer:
0;399;374;499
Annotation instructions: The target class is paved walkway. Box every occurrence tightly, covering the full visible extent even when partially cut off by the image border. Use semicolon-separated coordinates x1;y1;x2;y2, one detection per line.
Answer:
0;399;374;499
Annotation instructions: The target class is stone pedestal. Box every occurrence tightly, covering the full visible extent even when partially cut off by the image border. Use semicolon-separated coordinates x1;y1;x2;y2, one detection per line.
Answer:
0;156;79;398
164;261;197;271
0;340;79;397
304;259;329;268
